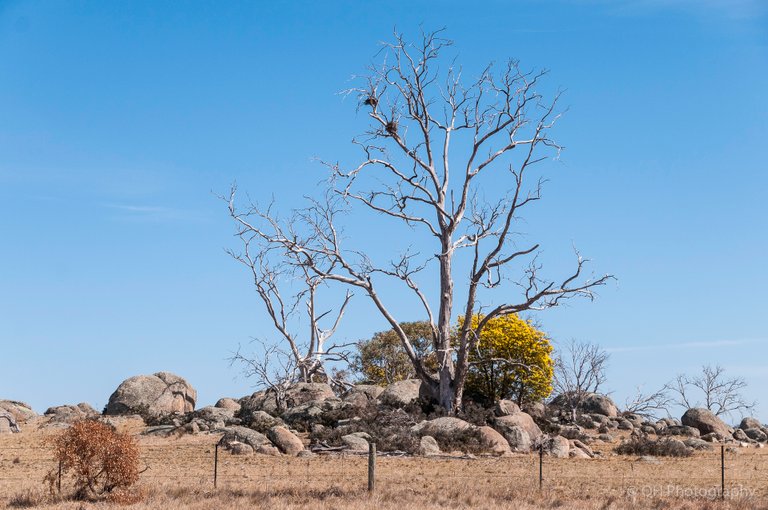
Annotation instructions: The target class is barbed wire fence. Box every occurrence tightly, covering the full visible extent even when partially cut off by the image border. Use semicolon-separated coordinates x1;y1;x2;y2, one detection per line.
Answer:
1;441;767;502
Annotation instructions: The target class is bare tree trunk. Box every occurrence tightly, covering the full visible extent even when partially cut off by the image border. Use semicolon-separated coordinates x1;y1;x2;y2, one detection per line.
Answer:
437;239;455;409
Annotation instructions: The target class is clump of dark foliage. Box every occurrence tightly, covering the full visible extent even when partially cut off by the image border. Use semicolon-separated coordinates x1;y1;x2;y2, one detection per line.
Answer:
615;436;692;457
311;403;420;453
419;399;496;427
104;403;189;428
430;426;486;455
309;397;494;454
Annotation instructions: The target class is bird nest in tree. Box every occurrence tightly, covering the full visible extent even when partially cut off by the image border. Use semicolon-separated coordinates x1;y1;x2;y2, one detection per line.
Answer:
363;95;378;108
385;120;398;136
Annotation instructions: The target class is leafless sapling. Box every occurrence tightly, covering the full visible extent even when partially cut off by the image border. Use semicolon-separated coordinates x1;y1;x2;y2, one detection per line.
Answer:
665;364;755;418
552;339;610;421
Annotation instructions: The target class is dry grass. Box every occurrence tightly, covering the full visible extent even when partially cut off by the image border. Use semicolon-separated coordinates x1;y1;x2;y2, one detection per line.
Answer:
2;419;768;509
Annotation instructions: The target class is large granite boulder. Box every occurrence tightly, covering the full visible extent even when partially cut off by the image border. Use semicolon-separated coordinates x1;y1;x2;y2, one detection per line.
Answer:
739;417;763;430
478;426;512;456
495;400;521;417
494;412;542;441
744;428;768;442
0;400;36;423
245;410;285;433
219;425;274;453
412;417;474;437
343;385;384;408
184;405;240;433
284;383;335;407
550;392;618;418
267;426;304;455
341;432;371;452
215;398;241;412
499;424;531;453
0;410;20;433
104;372;196;417
378;379;424;408
681;408;731;437
581;394;619;417
541;435;570;458
418;435;441;455
44;403;98;424
412;417;509;455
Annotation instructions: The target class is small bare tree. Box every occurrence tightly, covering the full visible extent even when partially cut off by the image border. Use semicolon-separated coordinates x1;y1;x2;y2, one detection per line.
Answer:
623;385;672;419
227;29;613;412
226;196;353;391
666;364;755;418
229;339;299;413
552;339;610;420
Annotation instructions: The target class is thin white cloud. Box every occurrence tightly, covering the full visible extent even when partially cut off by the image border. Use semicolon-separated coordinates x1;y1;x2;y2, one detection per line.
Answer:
571;0;768;22
101;203;209;223
106;204;170;214
606;338;762;353
612;0;767;20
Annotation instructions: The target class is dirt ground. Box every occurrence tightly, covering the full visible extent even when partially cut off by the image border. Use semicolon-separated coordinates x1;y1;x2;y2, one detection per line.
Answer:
2;418;768;509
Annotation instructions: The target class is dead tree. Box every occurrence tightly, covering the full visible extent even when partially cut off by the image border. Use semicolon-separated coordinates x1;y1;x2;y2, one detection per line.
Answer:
623;385;672;419
228;29;613;412
665;365;755;417
226;199;353;388
552;339;610;420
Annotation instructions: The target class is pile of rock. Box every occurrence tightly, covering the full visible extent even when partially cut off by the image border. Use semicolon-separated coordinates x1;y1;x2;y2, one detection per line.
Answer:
44;403;99;426
9;370;766;459
104;372;197;417
0;400;36;433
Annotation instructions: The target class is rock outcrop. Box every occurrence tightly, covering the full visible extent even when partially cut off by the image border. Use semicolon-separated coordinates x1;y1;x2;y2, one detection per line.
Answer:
681;408;731;437
541;435;570;458
44;403;98;424
0;410;20;433
267;426;305;455
377;379;424;408
494;411;542;441
104;372;197;417
550;393;618;418
0;400;36;423
343;385;384;408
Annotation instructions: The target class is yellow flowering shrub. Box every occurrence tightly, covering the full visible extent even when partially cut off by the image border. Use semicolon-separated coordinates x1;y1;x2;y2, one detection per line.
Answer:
462;314;554;405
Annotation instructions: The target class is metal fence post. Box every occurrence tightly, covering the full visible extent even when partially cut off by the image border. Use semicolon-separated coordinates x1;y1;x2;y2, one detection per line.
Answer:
368;442;376;493
539;443;543;490
57;459;62;494
721;444;725;501
214;443;219;489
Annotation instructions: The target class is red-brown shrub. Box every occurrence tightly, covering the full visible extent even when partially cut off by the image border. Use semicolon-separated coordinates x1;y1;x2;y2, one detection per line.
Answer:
47;420;140;500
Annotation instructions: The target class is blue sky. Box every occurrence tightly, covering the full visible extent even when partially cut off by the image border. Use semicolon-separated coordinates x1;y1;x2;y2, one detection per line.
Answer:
1;1;766;422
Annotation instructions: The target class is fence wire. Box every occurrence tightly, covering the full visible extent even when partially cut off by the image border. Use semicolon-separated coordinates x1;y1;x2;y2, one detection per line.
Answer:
2;440;767;502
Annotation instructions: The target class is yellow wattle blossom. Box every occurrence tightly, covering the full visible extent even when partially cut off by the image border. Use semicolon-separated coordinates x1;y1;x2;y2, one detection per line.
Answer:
461;314;554;405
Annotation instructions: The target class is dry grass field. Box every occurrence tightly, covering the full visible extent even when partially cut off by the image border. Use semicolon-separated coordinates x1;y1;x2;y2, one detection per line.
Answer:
2;419;768;509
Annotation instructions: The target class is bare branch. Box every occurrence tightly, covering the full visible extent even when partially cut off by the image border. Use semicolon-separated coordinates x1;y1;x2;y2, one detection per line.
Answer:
665;365;756;418
624;385;672;420
551;340;610;421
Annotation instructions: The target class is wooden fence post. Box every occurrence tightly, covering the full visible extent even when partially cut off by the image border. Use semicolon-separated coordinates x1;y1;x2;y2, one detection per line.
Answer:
57;459;62;494
368;442;376;493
